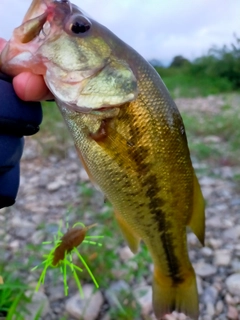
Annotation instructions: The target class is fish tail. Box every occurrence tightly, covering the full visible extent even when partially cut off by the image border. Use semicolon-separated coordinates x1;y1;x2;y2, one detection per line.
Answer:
152;266;199;320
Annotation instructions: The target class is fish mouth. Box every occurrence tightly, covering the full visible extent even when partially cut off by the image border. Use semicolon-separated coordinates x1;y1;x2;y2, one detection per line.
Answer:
0;0;72;75
0;11;49;76
13;12;48;44
15;0;73;44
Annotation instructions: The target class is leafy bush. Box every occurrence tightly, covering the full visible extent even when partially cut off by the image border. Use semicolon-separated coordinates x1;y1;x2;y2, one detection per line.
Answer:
190;35;240;90
154;35;240;97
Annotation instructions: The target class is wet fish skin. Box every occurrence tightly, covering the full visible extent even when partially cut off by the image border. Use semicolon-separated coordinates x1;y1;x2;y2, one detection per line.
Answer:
0;1;205;318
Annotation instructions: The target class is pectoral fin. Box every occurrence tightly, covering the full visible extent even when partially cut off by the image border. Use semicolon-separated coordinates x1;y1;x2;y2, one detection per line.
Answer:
115;211;140;254
187;173;205;246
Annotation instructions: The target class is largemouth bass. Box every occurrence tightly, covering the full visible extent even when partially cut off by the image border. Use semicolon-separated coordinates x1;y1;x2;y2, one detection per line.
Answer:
0;0;205;318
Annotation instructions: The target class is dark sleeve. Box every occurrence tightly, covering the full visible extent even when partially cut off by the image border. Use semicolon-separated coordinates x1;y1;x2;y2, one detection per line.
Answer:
0;73;43;209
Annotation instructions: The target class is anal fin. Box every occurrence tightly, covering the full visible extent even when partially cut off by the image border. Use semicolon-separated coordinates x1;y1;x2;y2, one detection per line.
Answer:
115;211;140;254
188;173;205;246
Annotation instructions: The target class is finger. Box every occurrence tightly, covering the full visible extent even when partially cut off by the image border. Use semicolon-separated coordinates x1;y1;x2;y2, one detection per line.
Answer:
13;72;54;101
0;38;7;52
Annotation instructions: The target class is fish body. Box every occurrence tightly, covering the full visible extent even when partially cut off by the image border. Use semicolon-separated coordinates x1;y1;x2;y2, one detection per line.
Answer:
0;1;205;318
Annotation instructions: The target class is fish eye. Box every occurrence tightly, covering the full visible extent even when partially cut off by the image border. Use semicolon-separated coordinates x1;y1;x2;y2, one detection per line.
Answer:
70;16;91;34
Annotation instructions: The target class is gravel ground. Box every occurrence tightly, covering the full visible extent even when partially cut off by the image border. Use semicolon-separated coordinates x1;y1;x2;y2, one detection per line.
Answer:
1;96;240;320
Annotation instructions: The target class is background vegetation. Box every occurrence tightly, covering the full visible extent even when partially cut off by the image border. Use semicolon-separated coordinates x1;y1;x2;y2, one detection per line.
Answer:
154;34;240;98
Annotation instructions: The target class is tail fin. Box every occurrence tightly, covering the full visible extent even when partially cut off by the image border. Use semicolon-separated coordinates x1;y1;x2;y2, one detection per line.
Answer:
152;267;199;320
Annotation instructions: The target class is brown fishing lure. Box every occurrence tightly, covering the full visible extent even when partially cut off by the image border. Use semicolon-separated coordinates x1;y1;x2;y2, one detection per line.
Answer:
52;223;97;266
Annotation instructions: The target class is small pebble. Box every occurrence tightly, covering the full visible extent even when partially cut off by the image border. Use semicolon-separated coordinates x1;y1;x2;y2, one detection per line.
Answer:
201;247;213;257
134;285;152;315
194;262;217;278
205;302;215;317
66;285;104;320
226;274;240;297
214;249;232;266
119;246;135;261
215;300;224;315
227;305;239;320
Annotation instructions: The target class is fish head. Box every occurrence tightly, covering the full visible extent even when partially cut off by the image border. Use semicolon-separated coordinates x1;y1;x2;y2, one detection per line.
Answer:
1;0;138;111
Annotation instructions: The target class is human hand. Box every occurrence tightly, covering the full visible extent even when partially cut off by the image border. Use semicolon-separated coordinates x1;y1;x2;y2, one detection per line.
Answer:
0;38;51;209
0;38;54;101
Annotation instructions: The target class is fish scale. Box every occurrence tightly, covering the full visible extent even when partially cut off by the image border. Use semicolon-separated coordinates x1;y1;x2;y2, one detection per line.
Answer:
0;0;205;318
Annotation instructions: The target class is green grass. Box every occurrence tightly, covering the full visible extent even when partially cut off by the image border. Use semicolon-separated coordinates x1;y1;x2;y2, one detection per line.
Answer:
155;67;233;98
0;269;31;319
108;290;142;320
37;101;73;156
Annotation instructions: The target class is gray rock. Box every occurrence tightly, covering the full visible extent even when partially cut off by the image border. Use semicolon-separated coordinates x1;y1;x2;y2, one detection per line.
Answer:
201;186;213;198
203;135;221;143
31;230;45;245
227;305;239;319
163;314;177;320
79;169;90;182
47;179;66;191
233;296;240;304
208;238;223;249
225;293;235;305
9;240;20;251
133;285;152;315
231;259;240;272
187;232;198;246
100;313;111;320
234;243;240;251
178;313;187;320
226;273;240;296
200;247;213;257
214;249;232;266
23;291;50;320
105;280;130;307
48;285;65;302
231;198;240;206
194;262;217;278
223;226;240;241
199;176;217;186
22;139;42;160
11;217;35;239
119;246;135;261
203;286;218;304
205;302;215;317
196;276;203;295
207;216;225;229
215;300;224;315
0;208;6;214
221;166;234;179
202;316;212;320
65;285;104;320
